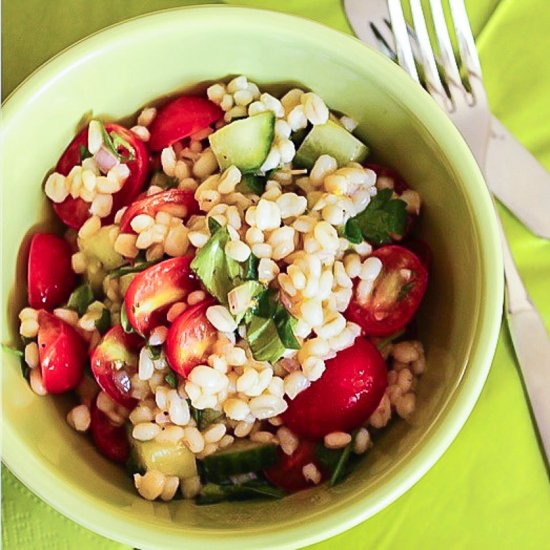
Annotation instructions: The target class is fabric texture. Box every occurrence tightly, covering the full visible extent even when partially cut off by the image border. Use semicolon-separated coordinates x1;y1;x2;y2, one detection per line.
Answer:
2;0;550;548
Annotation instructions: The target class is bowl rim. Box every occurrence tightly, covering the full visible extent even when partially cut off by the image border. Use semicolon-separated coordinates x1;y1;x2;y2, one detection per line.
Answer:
2;5;503;549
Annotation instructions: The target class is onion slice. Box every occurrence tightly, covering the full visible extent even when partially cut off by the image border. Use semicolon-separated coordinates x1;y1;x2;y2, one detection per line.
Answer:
94;145;119;174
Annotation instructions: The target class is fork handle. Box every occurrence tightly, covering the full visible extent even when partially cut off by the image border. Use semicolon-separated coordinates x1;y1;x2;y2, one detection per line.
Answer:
499;218;550;463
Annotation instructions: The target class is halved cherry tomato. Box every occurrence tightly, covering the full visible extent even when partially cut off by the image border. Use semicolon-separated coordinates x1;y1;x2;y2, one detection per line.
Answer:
148;95;223;151
346;245;428;337
124;256;198;335
27;233;76;310
37;310;87;393
90;325;143;409
119;189;199;233
53;123;149;228
282;338;387;439
89;396;130;464
264;440;326;493
165;300;217;377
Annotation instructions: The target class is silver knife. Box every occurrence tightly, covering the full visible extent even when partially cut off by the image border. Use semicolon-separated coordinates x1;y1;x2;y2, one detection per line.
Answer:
344;0;550;239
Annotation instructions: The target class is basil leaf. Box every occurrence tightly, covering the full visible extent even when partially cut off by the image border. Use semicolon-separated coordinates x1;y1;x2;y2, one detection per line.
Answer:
237;174;266;195
398;281;415;301
315;431;357;486
346;188;407;245
196;481;284;505
329;434;355;486
120;305;134;334
164;372;177;388
191;224;242;306
98;121;135;163
150;171;179;189
79;144;92;162
243;254;259;281
110;260;158;278
147;344;163;360
374;329;405;351
343;218;363;244
67;283;95;316
246;316;286;362
245;288;299;362
196;408;224;431
94;308;111;335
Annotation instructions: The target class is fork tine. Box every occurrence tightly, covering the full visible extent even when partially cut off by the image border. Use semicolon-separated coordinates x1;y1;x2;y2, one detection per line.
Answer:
429;0;462;85
409;0;450;107
387;0;420;82
369;19;398;61
449;0;482;77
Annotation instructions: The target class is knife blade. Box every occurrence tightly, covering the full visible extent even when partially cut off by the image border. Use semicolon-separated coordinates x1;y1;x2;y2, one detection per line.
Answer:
344;0;550;239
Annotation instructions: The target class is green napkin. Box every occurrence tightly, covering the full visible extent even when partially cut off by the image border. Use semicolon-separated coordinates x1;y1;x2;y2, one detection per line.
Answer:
3;1;550;549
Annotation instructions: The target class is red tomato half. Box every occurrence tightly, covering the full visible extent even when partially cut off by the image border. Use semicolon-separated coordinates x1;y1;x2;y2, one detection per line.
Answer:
90;397;130;464
37;310;87;393
282;338;387;439
27;233;76;310
165;300;217;377
119;189;199;233
346;245;428;337
148;95;223;151
124;256;198;335
264;440;327;493
90;325;142;409
53;123;149;228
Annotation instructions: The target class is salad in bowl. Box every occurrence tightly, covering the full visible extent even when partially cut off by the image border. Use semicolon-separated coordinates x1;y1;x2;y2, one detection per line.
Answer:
13;75;428;504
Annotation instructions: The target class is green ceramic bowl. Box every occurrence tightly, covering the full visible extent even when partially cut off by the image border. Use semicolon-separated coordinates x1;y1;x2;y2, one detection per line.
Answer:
1;6;503;549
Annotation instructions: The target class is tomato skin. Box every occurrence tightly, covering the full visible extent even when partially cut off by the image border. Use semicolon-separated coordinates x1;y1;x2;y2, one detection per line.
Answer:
89;397;130;464
27;233;76;310
346;245;428;337
148;96;223;151
53;123;149;228
165;300;217;377
37;310;87;393
282;338;387;439
90;325;142;409
119;189;199;233
124;256;198;335
264;440;326;493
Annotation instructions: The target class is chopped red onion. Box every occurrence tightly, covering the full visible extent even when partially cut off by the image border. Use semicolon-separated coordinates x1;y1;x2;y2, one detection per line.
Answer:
94;145;119;174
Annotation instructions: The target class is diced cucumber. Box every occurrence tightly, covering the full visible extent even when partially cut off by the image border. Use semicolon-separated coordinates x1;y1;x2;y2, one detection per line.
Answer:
202;439;278;482
79;225;125;271
128;434;197;479
119;273;136;297
209;112;275;173
294;120;369;169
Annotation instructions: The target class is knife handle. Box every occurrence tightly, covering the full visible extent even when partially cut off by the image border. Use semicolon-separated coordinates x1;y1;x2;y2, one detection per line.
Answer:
500;218;550;464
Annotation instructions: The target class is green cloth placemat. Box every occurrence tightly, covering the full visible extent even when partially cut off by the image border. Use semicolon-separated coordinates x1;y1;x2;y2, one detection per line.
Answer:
2;0;550;548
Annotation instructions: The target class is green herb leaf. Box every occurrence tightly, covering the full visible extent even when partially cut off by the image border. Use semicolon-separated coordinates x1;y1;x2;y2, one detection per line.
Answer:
147;344;163;360
190;224;242;306
343;218;363;244
195;408;224;431
67;283;95;316
243;254;259;281
245;288;299;362
398;281;415;301
237;174;266;195
150;171;179;189
345;188;407;245
97;120;136;163
120;305;134;334
94;308;111;335
196;481;284;505
315;431;358;486
329;433;355;486
164;372;177;388
110;260;158;278
79;144;92;162
374;329;405;351
246;316;286;362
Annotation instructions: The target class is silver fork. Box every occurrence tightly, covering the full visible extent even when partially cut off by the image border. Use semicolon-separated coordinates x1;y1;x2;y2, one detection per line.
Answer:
375;0;550;464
